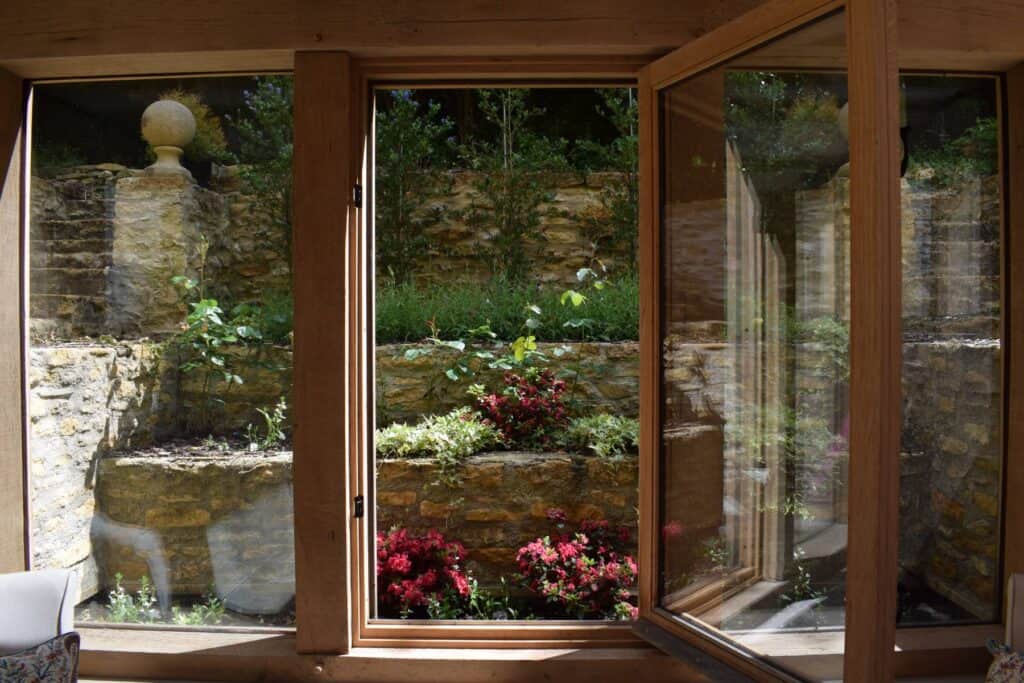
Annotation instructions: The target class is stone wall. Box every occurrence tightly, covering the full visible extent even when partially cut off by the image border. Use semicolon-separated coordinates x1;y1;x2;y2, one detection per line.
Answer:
900;339;1001;620
29;166;624;342
30;164;285;341
30;166;121;339
377;341;639;425
28;342;176;599
206;165;291;305
91;450;636;597
410;171;633;287
94;451;294;614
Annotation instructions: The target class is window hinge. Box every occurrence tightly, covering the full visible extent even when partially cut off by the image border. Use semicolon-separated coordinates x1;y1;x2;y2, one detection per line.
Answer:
353;183;362;209
354;495;364;518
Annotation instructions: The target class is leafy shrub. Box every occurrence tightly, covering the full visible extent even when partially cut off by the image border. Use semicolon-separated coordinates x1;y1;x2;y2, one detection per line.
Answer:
230;290;293;345
106;573;224;625
375;275;638;344
908;116;998;188
376;408;501;475
577;90;639;274
246;396;289;451
376;528;472;618
517;513;638;620
474;368;568;450
376;90;454;284
229;76;294;267
562;414;638;459
462;89;568;283
107;573;157;623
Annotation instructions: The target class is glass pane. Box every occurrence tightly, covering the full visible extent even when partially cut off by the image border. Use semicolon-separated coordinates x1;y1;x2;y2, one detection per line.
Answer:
898;75;1002;625
657;11;848;676
371;88;640;621
28;76;295;627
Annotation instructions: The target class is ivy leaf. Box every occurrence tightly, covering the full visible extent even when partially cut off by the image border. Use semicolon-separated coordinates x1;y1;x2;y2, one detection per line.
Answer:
525;317;542;330
445;368;461;382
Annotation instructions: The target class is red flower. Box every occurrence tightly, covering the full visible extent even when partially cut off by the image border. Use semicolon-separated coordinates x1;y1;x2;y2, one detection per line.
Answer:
377;527;475;617
516;515;638;621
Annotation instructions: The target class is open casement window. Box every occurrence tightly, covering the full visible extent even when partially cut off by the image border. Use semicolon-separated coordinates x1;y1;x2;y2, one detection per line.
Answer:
633;0;909;680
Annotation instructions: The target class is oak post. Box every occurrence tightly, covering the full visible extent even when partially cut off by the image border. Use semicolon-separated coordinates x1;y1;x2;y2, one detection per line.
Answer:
293;50;353;654
844;0;901;679
0;67;27;574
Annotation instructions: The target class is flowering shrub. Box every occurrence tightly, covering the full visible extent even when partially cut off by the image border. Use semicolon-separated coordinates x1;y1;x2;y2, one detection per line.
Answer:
377;528;472;618
474;368;568;449
561;414;639;459
516;510;638;620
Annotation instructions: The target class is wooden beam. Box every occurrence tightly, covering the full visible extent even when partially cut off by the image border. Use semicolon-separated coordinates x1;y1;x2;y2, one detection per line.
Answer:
843;0;901;680
1005;63;1024;595
293;51;353;655
0;0;764;69
0;67;26;574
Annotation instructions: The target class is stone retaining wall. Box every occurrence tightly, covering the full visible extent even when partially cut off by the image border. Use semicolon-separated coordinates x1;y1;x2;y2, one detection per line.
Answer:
92;450;637;599
28;342;176;598
377;341;640;425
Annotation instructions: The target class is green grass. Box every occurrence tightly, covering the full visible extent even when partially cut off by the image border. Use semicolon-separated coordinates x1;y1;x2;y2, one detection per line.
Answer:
375;275;638;344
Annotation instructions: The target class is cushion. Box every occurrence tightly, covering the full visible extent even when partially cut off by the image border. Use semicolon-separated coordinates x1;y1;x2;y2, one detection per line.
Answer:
0;632;79;683
987;640;1024;683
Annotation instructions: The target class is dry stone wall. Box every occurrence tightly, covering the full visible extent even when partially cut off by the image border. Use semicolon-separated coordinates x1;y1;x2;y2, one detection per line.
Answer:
30;167;121;339
28;342;176;599
410;171;633;287
377;341;640;425
92;450;637;596
94;451;294;614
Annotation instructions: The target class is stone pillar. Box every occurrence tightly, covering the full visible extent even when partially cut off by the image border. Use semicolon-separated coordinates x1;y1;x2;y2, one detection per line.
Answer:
108;174;202;337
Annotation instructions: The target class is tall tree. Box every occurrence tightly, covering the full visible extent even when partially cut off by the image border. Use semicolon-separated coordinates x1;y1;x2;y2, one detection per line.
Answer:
375;90;454;284
462;89;567;284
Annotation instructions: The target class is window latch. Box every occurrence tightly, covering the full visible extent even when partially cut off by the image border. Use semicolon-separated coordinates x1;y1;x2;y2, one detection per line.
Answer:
354;495;364;518
353;183;363;209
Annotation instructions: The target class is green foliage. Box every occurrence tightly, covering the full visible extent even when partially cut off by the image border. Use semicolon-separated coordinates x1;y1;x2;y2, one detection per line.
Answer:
32;140;86;173
561;414;639;460
153;89;230;164
462;89;568;283
376;407;502;480
229;77;294;268
424;576;521;621
107;573;225;625
907;116;998;188
375;274;638;344
170;590;226;626
170;236;267;434
781;549;824;605
107;573;157;623
724;72;845;197
376;91;455;284
246;396;288;451
229;290;293;345
791;315;849;382
577;89;639;273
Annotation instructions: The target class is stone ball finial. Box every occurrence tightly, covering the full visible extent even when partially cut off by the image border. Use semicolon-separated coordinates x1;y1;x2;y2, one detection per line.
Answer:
141;99;196;176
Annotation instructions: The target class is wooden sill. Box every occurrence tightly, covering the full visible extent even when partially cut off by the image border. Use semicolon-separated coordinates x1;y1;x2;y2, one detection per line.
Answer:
77;627;697;682
77;622;1001;682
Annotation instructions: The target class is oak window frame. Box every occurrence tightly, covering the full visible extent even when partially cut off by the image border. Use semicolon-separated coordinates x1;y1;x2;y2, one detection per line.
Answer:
0;0;1021;678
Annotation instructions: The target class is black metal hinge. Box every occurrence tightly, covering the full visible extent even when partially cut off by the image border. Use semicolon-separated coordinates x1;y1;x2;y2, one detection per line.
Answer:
353;183;363;209
354;495;364;518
